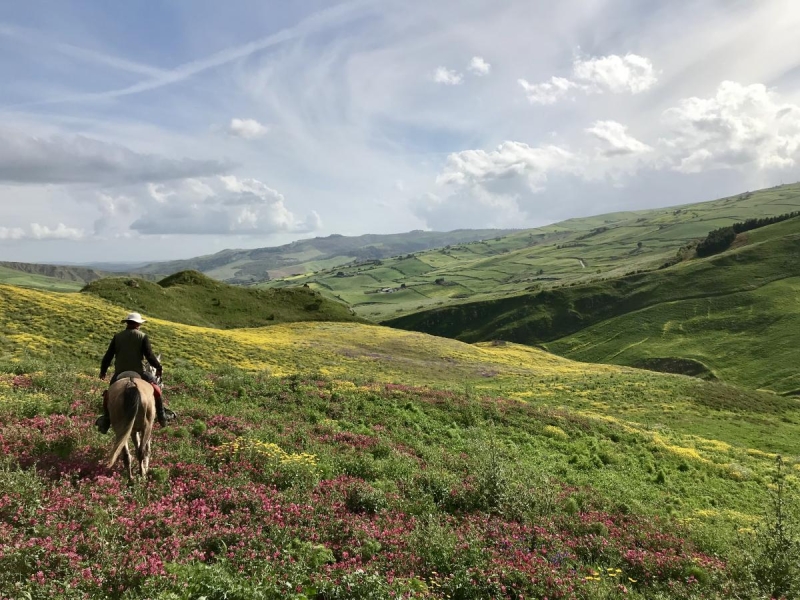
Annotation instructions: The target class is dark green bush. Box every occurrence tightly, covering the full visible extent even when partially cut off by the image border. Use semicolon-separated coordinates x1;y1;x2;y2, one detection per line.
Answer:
345;482;387;514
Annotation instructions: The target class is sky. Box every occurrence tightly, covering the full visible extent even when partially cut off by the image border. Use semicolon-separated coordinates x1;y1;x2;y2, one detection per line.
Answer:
1;0;800;263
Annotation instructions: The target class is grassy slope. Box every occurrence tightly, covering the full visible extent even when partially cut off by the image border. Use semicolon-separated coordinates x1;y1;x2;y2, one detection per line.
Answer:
547;218;800;393
0;265;83;292
3;282;800;451
0;261;157;286
1;284;800;597
388;216;800;393
81;270;361;329
133;229;516;283
265;183;800;321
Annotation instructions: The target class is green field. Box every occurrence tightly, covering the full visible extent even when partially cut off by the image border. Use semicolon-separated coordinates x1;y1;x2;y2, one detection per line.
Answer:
0;264;83;292
1;283;799;598
263;183;800;321
388;210;800;395
131;229;516;284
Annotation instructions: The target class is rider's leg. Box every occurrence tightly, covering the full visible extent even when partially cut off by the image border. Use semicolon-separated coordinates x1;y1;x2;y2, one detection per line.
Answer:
95;373;119;434
141;372;168;427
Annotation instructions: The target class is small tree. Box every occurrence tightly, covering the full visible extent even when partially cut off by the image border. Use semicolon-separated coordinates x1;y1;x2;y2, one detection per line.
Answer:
740;456;800;599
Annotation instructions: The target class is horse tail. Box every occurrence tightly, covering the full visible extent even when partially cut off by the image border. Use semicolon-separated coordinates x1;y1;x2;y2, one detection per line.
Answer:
107;379;140;468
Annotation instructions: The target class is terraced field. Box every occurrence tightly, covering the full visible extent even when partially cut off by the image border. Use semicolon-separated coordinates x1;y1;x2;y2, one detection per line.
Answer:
265;183;800;321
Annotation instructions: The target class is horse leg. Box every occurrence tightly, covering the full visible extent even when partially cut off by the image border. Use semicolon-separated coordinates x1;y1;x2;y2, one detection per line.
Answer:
132;430;145;478
142;438;151;477
140;416;155;479
121;444;132;479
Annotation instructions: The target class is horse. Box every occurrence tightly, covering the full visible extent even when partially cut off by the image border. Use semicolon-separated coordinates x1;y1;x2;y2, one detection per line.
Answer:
106;361;161;479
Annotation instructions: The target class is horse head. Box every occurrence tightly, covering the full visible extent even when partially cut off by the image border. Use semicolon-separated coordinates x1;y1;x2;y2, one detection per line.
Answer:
143;354;162;387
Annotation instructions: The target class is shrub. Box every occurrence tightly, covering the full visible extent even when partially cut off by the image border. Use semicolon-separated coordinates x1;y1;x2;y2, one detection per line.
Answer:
345;482;387;514
190;420;208;437
738;456;800;599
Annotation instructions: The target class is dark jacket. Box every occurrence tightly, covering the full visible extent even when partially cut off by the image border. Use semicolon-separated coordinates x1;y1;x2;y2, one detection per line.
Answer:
100;328;161;377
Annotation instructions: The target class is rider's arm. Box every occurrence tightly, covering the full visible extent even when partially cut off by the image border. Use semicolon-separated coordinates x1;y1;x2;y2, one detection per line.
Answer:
142;335;162;372
100;337;115;378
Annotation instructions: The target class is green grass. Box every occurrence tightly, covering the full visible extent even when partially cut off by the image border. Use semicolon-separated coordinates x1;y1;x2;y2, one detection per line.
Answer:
388;213;800;394
2;283;800;597
82;270;362;329
0;265;83;292
264;183;800;321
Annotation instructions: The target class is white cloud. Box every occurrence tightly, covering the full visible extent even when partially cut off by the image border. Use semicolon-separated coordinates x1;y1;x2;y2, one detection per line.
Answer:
662;81;800;173
130;175;321;235
0;227;25;240
572;53;657;94
30;223;85;240
437;141;577;191
519;76;579;105
468;56;491;76
0;128;230;185
228;118;270;140
432;67;463;85
0;223;83;241
415;141;579;229
519;53;657;104
587;121;652;156
88;192;136;235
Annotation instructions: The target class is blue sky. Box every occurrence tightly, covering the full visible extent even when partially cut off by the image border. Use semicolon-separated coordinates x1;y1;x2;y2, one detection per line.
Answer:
1;0;800;262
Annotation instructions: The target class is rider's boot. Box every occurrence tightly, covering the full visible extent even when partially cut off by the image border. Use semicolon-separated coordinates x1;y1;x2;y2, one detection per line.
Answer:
154;392;169;427
95;390;111;434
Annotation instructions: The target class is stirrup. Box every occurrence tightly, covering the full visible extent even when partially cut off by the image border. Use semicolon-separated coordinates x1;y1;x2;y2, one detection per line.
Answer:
163;408;177;421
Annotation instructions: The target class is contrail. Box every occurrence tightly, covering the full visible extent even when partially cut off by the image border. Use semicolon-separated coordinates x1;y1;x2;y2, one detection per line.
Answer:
9;0;375;107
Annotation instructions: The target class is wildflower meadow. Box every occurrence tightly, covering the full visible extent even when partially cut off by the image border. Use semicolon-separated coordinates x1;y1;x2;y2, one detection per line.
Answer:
1;284;799;598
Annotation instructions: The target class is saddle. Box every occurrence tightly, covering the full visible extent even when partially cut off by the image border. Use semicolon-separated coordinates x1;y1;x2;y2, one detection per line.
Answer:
103;371;162;403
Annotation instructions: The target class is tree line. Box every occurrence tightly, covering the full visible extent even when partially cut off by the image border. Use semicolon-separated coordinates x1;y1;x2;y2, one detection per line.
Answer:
696;211;800;257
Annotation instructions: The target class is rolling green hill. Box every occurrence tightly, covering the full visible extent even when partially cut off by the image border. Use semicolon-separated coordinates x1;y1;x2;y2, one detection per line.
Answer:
1;283;800;598
132;229;516;283
0;264;84;292
265;183;800;320
82;270;362;329
388;214;800;394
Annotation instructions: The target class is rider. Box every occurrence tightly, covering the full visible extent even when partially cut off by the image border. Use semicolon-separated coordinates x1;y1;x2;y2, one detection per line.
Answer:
95;312;170;433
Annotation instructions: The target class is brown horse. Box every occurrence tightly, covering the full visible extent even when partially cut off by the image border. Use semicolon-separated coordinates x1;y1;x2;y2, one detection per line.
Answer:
106;373;156;478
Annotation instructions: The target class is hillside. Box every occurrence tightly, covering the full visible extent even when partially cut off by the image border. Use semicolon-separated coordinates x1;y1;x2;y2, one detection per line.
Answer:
265;183;800;320
1;283;799;598
0;261;157;293
82;270;361;329
388;215;800;394
0;263;84;292
132;229;516;283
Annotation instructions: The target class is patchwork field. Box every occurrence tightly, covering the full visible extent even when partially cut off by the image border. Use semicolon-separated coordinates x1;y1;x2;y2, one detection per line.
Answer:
1;284;799;598
264;183;800;321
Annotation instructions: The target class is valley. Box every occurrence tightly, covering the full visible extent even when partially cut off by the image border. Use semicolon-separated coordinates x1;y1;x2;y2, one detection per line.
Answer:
2;184;800;598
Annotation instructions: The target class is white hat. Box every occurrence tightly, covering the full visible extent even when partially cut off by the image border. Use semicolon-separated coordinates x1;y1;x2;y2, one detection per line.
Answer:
121;312;146;324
